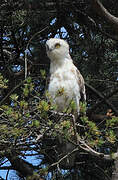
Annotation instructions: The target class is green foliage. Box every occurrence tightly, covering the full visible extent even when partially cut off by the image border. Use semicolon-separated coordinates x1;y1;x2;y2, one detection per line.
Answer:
80;102;87;114
106;130;116;144
12;10;27;25
38;100;50;118
38;100;50;112
0;78;37;143
27;173;42;180
0;74;8;89
54;120;73;139
20;100;28;109
32;120;40;127
63;99;77;114
80;113;118;147
39;167;49;176
106;116;118;128
23;77;34;97
10;94;19;101
56;87;65;96
40;69;46;79
80;115;103;146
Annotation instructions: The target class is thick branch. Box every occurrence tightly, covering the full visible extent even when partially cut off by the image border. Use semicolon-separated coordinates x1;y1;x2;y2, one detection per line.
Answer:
7;155;34;177
91;0;118;33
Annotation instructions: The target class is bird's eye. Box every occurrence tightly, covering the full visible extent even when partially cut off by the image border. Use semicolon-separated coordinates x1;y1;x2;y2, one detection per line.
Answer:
55;43;60;49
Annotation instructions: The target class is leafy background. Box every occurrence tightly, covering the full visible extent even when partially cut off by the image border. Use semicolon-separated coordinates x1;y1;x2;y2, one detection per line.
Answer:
0;0;118;179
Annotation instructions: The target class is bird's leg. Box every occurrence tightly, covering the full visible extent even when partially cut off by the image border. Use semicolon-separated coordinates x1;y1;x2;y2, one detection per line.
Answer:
75;96;81;117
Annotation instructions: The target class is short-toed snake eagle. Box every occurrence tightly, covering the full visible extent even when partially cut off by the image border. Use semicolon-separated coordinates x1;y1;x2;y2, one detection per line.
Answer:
46;38;86;115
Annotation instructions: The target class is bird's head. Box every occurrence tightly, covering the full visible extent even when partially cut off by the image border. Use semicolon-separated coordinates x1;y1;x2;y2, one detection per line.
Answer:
46;38;70;61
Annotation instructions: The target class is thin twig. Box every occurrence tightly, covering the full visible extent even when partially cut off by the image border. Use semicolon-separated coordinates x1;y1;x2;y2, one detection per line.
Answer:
86;82;118;116
6;169;9;180
25;26;49;79
49;147;79;168
0;80;25;106
88;87;118;115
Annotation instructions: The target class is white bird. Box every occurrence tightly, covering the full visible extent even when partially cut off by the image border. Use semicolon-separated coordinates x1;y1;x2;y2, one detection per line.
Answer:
46;38;86;116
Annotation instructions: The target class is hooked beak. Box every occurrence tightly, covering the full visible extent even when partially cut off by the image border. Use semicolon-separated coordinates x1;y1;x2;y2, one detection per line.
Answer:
46;44;53;52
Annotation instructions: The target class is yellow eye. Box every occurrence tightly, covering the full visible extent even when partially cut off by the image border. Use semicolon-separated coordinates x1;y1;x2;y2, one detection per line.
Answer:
55;43;60;49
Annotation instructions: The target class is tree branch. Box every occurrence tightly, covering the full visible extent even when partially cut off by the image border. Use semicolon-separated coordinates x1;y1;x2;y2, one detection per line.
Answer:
91;0;118;33
0;80;25;106
85;83;118;116
7;155;34;177
49;147;79;169
24;26;49;79
88;87;118;116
